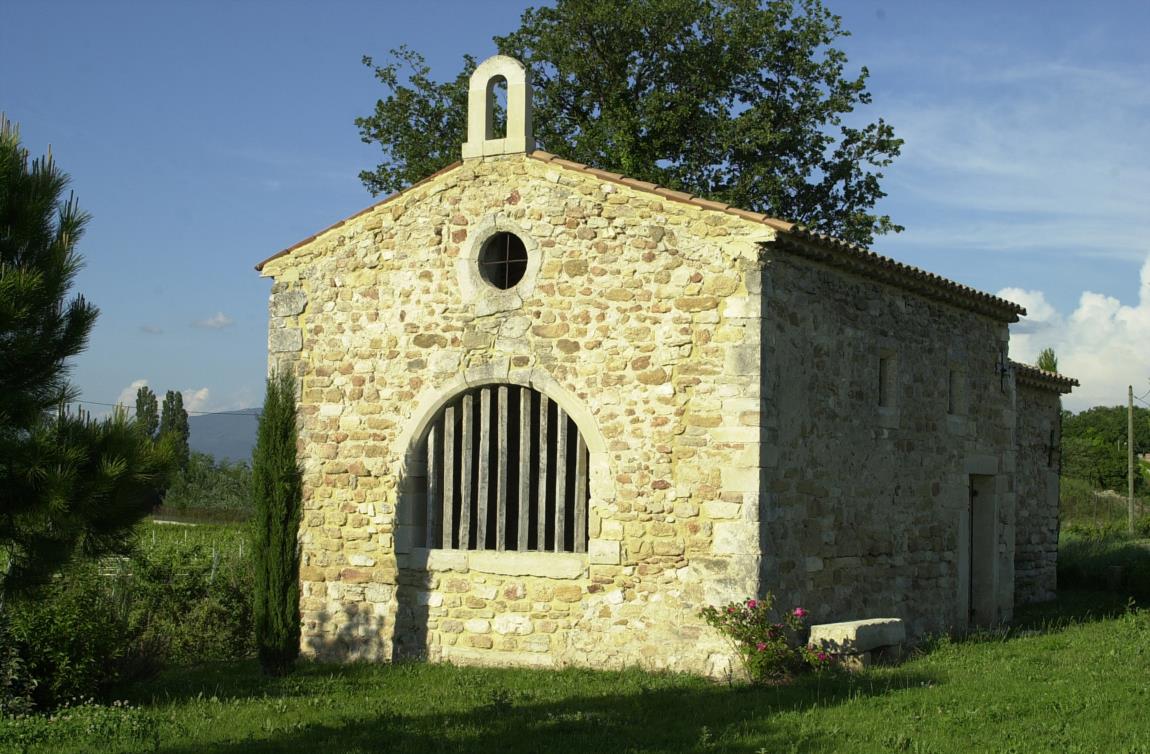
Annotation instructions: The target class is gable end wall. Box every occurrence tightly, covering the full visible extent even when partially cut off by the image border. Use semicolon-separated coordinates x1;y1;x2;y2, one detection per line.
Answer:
262;154;777;676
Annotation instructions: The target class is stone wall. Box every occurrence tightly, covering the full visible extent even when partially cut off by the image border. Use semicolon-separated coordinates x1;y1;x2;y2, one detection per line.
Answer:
262;152;774;675
759;245;1017;634
1013;383;1062;604
261;147;1045;671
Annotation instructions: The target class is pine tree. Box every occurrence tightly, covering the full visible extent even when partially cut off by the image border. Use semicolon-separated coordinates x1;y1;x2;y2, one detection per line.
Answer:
0;117;174;603
1037;347;1058;373
251;372;302;675
135;385;159;440
159;389;189;470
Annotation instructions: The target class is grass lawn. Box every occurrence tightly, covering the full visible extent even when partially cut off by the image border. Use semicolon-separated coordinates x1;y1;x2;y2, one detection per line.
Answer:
1;590;1147;754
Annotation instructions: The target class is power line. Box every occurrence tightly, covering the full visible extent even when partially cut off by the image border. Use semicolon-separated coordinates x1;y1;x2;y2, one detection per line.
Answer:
69;399;260;418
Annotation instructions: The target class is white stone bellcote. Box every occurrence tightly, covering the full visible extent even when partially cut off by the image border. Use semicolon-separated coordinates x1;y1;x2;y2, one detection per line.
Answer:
462;55;534;159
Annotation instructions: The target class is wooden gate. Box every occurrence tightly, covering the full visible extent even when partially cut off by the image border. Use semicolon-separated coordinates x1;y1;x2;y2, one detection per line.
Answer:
421;385;588;553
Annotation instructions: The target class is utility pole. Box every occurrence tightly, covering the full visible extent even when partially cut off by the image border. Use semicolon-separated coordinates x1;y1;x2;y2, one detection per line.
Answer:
1130;385;1136;534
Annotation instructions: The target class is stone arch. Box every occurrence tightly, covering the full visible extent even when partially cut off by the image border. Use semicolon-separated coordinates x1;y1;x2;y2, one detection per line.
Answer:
461;54;534;158
394;365;612;555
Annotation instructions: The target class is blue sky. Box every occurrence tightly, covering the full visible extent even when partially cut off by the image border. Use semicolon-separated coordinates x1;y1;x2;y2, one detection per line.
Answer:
2;0;1147;414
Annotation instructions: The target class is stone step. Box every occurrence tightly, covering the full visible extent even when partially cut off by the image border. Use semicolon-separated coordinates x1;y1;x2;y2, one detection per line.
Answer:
808;618;905;654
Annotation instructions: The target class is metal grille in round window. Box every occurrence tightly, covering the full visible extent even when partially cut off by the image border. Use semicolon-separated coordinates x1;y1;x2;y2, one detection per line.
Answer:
478;232;528;289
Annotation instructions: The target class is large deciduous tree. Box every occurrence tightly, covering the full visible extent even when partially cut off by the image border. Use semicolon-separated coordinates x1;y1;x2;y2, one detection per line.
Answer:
1062;405;1150;493
251;372;302;676
0;117;173;604
356;0;903;246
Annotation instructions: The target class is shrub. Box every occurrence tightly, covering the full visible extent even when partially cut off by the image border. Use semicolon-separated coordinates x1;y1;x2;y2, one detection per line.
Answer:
700;594;835;683
1;523;255;712
4;561;133;710
128;540;253;666
0;614;37;716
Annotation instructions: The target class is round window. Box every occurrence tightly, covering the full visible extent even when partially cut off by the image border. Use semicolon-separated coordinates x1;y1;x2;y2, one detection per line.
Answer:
478;232;528;290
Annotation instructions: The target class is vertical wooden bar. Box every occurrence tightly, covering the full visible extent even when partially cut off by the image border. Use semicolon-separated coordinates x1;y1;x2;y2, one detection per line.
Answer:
476;388;491;549
517;387;530;550
554;407;568;552
574;434;587;553
537;395;549;550
442;405;455;549
459;394;473;549
496;386;509;551
426;423;439;548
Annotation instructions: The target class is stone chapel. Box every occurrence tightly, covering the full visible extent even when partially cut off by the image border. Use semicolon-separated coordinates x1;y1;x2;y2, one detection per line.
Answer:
257;55;1077;675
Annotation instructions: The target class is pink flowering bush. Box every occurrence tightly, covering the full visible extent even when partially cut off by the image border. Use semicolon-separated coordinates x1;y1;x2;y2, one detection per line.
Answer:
700;594;836;683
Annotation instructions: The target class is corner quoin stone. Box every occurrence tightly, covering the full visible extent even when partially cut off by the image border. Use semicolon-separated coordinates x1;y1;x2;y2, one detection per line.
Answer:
269;328;302;353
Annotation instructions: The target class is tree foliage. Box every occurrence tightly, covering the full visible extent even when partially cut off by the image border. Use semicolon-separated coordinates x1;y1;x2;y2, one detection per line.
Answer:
251;372;302;676
135;385;159;440
162;452;252;514
1062;405;1150;492
356;0;903;246
1037;347;1058;373
0;117;173;602
159;389;190;471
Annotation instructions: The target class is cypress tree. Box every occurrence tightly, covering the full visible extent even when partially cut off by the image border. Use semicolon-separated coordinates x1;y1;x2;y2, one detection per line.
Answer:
135;385;159;440
251;372;302;675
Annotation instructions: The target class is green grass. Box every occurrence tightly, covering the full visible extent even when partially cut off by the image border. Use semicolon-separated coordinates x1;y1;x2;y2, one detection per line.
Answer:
1059;529;1150;599
136;519;250;558
2;591;1148;754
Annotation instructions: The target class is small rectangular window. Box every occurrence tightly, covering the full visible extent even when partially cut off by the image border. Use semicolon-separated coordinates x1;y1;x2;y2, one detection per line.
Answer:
878;353;896;408
947;367;967;416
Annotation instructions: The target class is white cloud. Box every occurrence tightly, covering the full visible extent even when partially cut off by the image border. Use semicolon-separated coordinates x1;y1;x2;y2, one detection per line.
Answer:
111;381;213;416
114;379;150;415
1002;254;1150;410
140;324;163;335
193;312;235;329
182;387;211;413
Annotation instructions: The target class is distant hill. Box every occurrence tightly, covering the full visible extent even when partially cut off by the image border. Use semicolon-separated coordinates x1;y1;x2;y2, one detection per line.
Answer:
188;408;261;463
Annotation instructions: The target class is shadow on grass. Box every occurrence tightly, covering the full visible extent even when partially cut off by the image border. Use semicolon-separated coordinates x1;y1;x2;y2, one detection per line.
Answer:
1058;535;1150;600
1012;588;1136;632
140;663;937;754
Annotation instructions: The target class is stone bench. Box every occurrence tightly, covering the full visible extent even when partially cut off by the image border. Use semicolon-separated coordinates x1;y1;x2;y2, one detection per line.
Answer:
808;618;905;669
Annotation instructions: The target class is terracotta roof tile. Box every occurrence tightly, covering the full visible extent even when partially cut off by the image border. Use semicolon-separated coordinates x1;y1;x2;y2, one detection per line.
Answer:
1012;361;1079;393
691;198;730;212
652;186;695;202
618;177;660;192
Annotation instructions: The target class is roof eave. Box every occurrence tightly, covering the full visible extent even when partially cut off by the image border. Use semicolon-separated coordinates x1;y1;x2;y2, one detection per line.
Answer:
1011;361;1079;393
771;228;1026;323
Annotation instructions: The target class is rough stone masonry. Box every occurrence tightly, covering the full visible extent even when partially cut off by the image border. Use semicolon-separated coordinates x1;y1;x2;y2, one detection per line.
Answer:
256;54;1075;676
